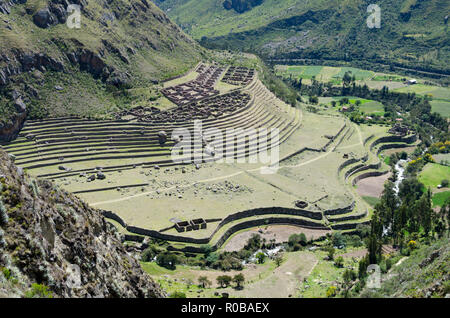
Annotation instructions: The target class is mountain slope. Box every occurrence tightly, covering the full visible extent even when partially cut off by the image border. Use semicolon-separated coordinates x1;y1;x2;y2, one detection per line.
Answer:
0;0;205;140
361;237;450;298
0;149;165;298
156;0;450;76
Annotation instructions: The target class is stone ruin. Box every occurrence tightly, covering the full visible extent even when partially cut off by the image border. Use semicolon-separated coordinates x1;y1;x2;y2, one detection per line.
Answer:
388;124;409;136
221;66;255;86
117;91;251;124
161;63;225;106
295;200;309;209
175;218;207;232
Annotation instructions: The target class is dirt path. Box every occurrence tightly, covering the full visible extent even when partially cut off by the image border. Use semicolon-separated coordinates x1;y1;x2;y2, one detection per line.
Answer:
221;251;318;298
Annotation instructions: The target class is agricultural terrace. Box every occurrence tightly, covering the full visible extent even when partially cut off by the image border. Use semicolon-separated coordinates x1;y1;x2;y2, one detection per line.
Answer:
1;62;418;248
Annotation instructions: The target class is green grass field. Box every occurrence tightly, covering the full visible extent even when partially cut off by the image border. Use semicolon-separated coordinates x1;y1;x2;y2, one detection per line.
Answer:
430;100;450;118
432;191;450;207
359;101;385;116
362;196;381;207
394;85;450;102
418;163;450;189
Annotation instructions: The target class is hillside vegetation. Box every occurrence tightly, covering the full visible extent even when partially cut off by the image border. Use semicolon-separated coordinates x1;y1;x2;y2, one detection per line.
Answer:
156;0;450;77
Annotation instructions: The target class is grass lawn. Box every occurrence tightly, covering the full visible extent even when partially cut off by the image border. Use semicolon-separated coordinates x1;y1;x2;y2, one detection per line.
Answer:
362;196;381;207
394;85;450;101
430;100;450;118
418;163;450;189
359;101;385;116
432;191;450;207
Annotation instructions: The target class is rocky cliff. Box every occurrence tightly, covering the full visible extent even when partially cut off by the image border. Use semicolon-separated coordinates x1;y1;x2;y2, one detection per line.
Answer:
0;149;165;298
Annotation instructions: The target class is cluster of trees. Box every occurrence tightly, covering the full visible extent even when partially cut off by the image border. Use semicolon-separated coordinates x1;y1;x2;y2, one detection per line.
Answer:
361;178;449;274
287;74;449;145
223;0;264;13
215;274;245;289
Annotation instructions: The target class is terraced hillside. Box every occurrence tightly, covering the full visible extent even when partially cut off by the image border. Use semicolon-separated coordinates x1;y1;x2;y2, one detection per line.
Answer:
1;61;419;251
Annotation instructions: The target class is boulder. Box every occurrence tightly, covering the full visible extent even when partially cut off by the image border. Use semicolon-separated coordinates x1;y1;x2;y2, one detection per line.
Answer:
33;8;57;29
158;131;167;145
13;98;26;113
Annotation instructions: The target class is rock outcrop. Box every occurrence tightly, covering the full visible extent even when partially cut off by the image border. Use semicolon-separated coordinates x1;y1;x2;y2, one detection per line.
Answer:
0;150;165;298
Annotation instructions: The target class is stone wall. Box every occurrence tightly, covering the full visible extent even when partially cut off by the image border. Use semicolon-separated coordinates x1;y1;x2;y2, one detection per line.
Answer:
352;170;389;186
323;202;355;216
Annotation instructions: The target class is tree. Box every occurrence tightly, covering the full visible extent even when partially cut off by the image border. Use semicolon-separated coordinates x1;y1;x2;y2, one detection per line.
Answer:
233;274;245;289
334;256;344;268
198;276;211;289
274;253;284;267
256;252;266;264
217;275;232;288
156;252;178;270
327;246;335;261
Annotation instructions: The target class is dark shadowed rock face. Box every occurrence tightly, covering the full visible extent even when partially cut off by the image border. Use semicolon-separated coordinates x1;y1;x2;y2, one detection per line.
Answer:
33;8;57;28
0;150;165;298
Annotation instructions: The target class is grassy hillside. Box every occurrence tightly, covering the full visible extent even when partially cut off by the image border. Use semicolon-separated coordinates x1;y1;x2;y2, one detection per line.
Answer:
361;237;450;298
156;0;450;77
0;0;205;127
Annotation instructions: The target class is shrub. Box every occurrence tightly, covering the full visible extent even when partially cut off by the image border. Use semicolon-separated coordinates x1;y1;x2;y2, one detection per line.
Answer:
327;246;335;260
326;286;337;298
407;240;417;250
198;276;212;288
25;284;53;298
169;291;186;298
256;252;266;264
334;256;344;268
332;232;345;247
141;245;160;262
441;179;449;188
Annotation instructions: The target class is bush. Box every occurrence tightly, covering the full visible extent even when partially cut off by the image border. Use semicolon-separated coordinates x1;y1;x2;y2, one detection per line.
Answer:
326;286;337;298
332;232;345;248
156;252;179;270
256;252;266;264
169;291;186;298
288;233;307;250
334;256;344;268
25;284;53;298
141;245;160;262
441;179;449;188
